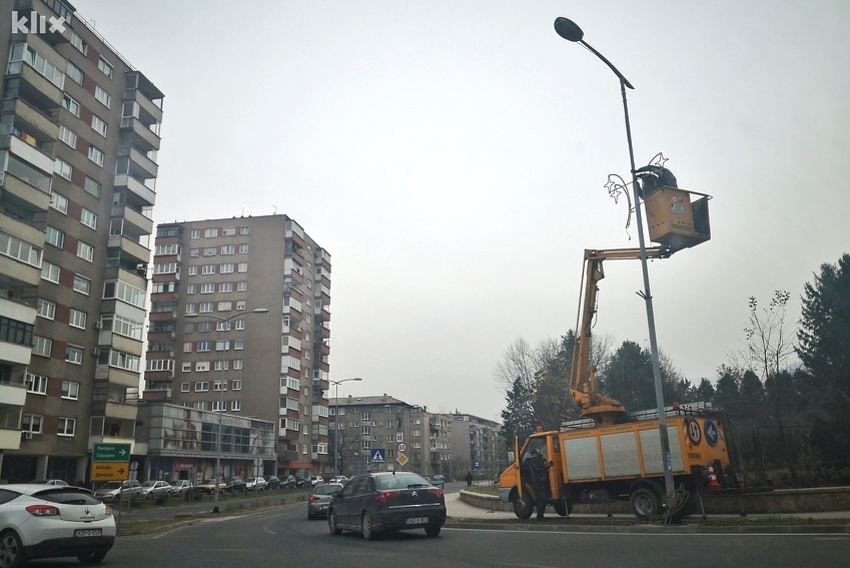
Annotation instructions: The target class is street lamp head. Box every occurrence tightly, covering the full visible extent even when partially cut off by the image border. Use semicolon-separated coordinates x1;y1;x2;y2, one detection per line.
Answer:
554;17;584;43
252;308;269;314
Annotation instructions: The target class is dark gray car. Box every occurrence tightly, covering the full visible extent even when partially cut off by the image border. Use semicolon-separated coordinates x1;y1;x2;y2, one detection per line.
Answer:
307;483;342;520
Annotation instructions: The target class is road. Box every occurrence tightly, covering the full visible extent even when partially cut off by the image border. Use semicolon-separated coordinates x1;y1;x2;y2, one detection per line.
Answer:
84;500;850;568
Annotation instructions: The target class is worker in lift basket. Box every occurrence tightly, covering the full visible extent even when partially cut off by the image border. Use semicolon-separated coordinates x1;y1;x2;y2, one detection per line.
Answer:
529;447;552;520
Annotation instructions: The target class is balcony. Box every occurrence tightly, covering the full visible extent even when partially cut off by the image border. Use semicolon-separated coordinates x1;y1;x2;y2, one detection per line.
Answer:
113;174;155;208
1;171;50;216
94;364;141;389
116;146;158;181
104;265;147;291
0;97;58;142
108;233;150;266
110;203;154;237
5;61;63;108
120;116;160;153
2;134;54;176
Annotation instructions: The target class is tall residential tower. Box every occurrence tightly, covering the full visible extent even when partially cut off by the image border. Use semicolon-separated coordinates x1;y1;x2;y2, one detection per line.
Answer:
0;0;163;482
143;215;331;480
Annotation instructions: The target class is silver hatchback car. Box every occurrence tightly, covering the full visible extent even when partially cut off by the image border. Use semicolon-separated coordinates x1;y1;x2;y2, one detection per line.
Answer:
307;483;343;520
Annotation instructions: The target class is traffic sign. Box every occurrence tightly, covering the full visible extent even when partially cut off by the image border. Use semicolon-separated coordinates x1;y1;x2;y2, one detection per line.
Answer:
396;453;409;466
369;449;386;464
93;443;131;462
89;461;130;482
397;442;407;453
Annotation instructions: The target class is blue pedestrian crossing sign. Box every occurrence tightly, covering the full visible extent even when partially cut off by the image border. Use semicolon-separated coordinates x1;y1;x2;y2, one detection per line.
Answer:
369;449;386;464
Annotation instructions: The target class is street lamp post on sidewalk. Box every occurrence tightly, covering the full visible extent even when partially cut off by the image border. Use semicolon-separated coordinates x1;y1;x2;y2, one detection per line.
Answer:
186;307;268;513
330;378;362;477
554;17;675;502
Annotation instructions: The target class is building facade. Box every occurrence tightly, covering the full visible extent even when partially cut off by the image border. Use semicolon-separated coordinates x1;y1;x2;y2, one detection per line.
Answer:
450;412;501;480
0;0;162;483
143;215;331;480
330;395;453;478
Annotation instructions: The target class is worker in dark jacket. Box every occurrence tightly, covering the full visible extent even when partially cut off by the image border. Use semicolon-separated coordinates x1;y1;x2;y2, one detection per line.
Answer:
529;448;552;520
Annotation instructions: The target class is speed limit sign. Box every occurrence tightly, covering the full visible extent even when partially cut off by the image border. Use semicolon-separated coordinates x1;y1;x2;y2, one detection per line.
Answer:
397;443;407;453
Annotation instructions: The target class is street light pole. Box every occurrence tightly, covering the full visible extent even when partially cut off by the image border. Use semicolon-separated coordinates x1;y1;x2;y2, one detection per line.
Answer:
186;307;268;513
554;17;676;503
329;377;362;477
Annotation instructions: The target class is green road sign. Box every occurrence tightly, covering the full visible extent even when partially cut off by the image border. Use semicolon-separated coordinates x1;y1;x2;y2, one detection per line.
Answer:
93;443;131;462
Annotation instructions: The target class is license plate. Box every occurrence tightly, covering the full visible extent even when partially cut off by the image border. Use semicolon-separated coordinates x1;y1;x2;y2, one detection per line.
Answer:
74;529;101;538
406;517;428;525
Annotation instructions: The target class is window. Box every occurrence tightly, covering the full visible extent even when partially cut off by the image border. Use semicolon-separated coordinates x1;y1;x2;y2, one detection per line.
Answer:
62;94;80;117
215;320;231;331
65;345;83;364
41;262;60;283
203;247;216;257
45;226;64;248
189;248;199;258
190;229;201;239
80;208;98;229
213;380;227;392
234;339;244;351
32;336;52;357
57;417;76;437
181;382;190;392
59;125;77;147
181;363;191;373
237;281;247;292
87;145;104;166
234;319;245;330
195;381;209;392
66;61;84;85
232;379;242;390
76;241;94;262
91;115;107;137
69;309;87;329
201;265;215;275
219;282;233;293
239;244;249;254
222;226;237;236
213;360;229;371
185;284;197;295
233;360;243;371
109;351;140;372
204;228;219;238
22;414;43;434
195;361;210;372
84;176;101;197
49;192;68;214
198;322;211;332
236;300;246;311
36;299;56;320
215;340;230;351
199;302;213;313
73;275;91;295
217;301;232;312
212;400;226;412
220;245;235;255
94;85;111;108
183;342;193;353
238;263;248;273
70;32;87;54
220;263;234;274
26;374;48;394
54;158;72;180
200;283;215;294
97;56;114;78
197;340;212;352
240;226;249;235
231;401;241;411
61;381;80;400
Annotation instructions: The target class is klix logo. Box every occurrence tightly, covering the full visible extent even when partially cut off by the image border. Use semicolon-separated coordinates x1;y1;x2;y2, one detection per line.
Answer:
11;11;67;34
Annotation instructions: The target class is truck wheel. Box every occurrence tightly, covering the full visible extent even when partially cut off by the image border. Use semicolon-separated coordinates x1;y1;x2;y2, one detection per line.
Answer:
512;484;534;519
630;487;662;521
554;497;572;517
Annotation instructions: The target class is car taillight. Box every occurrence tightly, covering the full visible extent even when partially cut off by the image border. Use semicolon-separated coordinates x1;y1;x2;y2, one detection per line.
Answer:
428;488;445;502
376;490;399;508
309;495;320;502
26;504;60;517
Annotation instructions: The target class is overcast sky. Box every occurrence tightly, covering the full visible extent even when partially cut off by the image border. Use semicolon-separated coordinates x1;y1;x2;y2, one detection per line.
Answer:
72;0;850;421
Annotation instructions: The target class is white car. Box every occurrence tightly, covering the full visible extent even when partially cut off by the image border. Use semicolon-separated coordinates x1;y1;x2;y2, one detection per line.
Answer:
140;480;171;500
0;484;115;566
245;476;266;491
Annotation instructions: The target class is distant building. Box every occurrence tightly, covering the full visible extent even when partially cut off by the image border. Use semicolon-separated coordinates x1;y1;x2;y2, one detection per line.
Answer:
450;412;501;479
0;0;163;483
143;215;331;481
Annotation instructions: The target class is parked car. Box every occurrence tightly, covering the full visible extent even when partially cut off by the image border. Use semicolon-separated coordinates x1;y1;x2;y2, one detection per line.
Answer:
309;476;322;487
266;476;281;490
330;475;349;485
196;479;226;494
245;476;266;491
140;480;171;501
327;472;446;539
280;475;297;489
424;475;444;489
226;477;247;493
307;482;343;520
167;480;193;498
94;480;142;504
28;479;69;486
295;477;311;488
0;484;116;566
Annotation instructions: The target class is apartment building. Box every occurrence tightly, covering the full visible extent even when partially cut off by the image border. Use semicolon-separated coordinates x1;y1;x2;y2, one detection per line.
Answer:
0;0;163;482
143;215;331;480
450;412;501;480
330;394;453;478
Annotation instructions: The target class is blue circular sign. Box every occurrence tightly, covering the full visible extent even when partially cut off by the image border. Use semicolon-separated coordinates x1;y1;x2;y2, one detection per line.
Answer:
704;420;719;447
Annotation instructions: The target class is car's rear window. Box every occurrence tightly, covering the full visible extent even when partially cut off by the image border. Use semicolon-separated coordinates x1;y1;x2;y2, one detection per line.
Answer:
313;484;341;495
35;489;102;505
375;474;430;490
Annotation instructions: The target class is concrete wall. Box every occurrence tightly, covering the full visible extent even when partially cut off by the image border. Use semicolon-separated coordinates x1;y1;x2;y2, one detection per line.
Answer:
461;486;850;515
